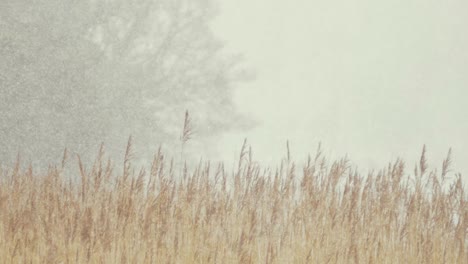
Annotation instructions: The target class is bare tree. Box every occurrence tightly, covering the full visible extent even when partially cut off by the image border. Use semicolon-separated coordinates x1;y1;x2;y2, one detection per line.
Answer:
0;0;253;166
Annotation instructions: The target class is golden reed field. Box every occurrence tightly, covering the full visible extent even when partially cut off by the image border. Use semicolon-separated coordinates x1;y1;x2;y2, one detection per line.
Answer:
0;140;466;263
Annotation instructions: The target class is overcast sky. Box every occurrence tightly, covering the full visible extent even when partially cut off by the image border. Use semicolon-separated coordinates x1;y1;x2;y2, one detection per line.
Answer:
211;0;468;177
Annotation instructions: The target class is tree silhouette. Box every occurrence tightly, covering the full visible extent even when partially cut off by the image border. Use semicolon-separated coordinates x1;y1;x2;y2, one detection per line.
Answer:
0;0;253;166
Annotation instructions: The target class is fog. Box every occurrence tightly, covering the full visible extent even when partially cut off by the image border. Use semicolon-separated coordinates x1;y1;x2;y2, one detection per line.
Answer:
212;0;468;179
1;0;251;168
1;0;467;181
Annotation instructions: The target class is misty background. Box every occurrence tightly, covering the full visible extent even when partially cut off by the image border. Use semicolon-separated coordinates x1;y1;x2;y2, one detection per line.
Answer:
1;0;253;168
214;0;468;180
1;0;467;181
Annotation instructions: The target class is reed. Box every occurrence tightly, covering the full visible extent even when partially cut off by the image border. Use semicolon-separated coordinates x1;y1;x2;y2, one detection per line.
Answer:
0;142;466;263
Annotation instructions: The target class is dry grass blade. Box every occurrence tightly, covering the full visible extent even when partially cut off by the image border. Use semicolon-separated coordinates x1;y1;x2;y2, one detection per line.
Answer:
180;110;193;144
0;144;465;263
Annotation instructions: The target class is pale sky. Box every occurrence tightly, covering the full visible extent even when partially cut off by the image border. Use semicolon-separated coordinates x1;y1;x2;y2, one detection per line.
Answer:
211;0;468;177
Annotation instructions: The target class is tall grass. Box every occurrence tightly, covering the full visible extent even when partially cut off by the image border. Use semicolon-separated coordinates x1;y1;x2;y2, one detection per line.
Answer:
0;142;466;263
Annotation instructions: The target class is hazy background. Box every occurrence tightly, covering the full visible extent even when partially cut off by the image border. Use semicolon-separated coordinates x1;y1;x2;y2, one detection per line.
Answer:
212;0;468;177
0;0;466;180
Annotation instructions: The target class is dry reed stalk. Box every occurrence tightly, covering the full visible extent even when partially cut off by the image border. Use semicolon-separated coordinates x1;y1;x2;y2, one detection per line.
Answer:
0;144;465;263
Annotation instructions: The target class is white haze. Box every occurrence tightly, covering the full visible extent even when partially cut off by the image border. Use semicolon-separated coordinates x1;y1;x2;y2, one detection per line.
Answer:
210;0;468;180
1;0;466;183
